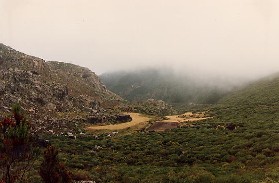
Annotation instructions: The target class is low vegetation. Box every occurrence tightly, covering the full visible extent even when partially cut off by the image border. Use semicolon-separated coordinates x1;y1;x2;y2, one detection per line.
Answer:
47;73;279;182
47;101;279;182
3;86;279;182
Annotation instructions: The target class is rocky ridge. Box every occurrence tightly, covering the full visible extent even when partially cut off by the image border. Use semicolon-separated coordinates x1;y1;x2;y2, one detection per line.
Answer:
0;43;122;134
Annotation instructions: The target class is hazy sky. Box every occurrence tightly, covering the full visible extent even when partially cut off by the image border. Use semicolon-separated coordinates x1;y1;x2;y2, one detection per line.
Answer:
1;0;279;78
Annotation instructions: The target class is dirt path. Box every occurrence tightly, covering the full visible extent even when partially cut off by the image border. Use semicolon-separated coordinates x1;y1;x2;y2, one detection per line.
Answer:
86;113;151;131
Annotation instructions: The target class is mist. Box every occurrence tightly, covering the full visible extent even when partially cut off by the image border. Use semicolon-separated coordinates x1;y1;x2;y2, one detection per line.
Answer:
1;0;279;80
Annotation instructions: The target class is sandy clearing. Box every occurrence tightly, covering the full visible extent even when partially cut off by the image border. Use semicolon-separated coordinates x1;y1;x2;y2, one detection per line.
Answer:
86;113;151;131
163;112;210;123
86;111;210;132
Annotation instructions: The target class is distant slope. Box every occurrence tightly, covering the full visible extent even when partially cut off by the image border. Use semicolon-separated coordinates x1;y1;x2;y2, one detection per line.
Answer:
219;73;279;106
100;68;235;104
213;73;279;126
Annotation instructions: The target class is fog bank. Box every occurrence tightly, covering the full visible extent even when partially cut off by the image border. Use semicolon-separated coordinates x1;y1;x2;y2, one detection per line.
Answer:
1;0;279;79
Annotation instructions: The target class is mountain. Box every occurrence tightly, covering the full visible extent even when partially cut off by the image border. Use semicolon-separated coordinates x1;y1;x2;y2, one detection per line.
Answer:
0;43;122;133
100;68;238;105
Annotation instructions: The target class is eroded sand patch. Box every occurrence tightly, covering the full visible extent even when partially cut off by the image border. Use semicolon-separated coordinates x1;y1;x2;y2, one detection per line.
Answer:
163;112;210;123
86;113;151;131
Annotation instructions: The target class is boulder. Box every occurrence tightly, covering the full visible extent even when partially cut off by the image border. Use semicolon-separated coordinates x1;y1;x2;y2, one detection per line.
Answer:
115;114;132;122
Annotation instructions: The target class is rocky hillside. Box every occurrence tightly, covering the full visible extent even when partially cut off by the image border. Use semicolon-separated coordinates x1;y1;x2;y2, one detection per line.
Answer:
0;43;122;134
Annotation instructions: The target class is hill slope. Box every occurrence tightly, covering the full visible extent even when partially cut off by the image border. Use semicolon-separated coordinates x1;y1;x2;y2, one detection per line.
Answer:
0;43;122;133
220;73;279;106
212;72;279;128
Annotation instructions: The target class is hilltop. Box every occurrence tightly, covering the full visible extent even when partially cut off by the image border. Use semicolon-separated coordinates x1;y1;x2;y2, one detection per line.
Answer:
0;43;122;134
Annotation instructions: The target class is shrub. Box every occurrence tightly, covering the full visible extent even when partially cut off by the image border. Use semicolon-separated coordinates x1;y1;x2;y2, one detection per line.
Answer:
0;104;38;183
40;145;72;183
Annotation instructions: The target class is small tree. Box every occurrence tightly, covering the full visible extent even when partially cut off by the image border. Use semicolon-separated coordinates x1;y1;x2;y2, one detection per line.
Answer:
0;104;38;183
40;145;72;183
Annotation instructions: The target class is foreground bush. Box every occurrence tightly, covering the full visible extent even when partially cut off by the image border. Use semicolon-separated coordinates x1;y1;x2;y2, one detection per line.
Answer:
0;104;38;183
40;145;72;183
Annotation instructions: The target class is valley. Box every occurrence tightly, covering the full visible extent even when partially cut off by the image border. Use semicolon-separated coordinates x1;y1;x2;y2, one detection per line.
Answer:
1;44;279;182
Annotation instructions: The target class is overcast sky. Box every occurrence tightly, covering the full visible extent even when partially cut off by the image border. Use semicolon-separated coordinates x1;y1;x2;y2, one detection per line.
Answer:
1;0;279;78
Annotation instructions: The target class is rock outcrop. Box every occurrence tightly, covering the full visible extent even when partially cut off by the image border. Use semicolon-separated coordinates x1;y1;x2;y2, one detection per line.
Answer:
0;43;122;134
